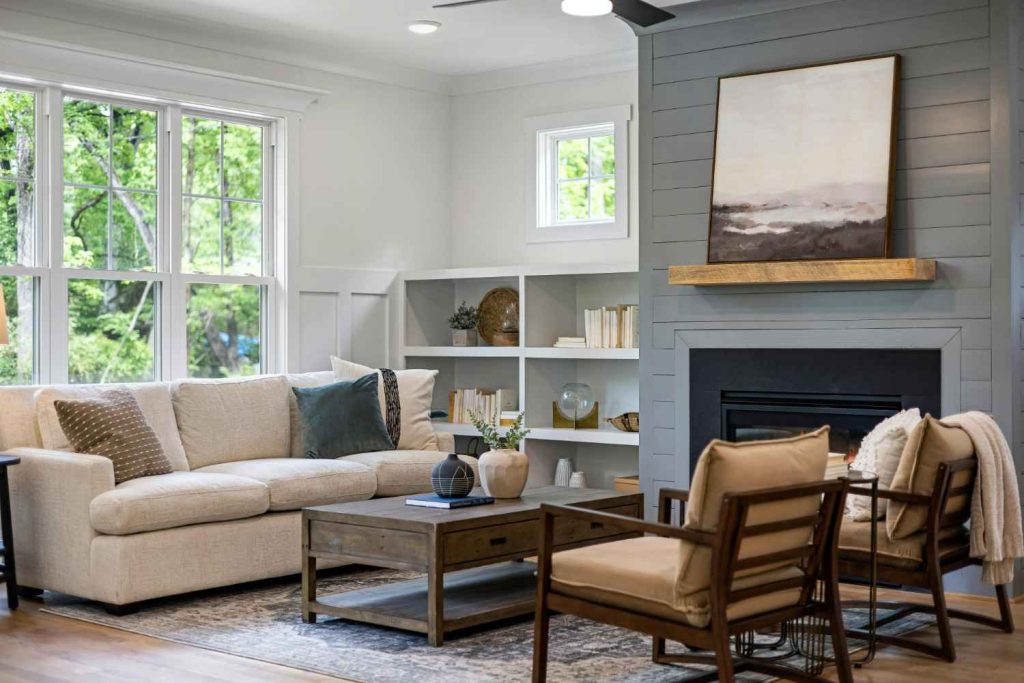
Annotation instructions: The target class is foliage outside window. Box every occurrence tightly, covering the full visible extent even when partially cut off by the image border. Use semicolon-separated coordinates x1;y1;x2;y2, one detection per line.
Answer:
0;80;276;385
554;129;615;223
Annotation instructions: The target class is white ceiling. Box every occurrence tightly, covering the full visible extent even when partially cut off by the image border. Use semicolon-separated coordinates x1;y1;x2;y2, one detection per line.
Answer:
52;0;685;77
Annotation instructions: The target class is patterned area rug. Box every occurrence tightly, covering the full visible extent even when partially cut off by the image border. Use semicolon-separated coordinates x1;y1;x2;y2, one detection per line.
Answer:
43;566;934;682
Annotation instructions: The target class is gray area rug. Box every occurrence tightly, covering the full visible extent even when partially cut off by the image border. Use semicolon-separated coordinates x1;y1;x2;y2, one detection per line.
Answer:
43;566;934;682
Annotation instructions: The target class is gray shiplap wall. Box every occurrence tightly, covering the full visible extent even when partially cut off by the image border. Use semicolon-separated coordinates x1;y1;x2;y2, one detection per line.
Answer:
637;0;1023;594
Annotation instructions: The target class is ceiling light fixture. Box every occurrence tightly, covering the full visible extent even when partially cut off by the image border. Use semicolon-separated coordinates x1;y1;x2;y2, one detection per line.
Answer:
408;20;441;34
561;0;613;17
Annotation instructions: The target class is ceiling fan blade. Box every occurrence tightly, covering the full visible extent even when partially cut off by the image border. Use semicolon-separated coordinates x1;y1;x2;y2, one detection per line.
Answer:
433;0;510;7
611;0;675;27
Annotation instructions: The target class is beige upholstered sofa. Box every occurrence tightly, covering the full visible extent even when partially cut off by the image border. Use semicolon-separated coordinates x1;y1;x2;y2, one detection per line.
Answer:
1;371;462;608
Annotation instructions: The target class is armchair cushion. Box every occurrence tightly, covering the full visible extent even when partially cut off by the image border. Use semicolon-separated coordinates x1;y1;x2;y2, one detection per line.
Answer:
552;536;804;628
886;415;974;540
840;519;969;569
677;427;829;604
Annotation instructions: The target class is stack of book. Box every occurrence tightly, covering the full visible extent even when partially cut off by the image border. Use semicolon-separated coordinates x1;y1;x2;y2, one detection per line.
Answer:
553;336;587;349
825;452;849;479
448;388;517;424
583;305;639;349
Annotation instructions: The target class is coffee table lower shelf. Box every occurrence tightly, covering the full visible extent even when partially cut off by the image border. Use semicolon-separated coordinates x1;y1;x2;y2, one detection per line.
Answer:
309;561;538;636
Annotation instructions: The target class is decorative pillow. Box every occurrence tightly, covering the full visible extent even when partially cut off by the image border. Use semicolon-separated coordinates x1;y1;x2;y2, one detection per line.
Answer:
331;357;439;451
285;371;338;457
846;426;908;521
292;375;395;459
886;415;974;540
846;408;921;520
55;389;173;485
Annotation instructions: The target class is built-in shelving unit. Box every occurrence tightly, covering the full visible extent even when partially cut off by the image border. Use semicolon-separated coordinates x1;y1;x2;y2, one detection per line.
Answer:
397;263;639;489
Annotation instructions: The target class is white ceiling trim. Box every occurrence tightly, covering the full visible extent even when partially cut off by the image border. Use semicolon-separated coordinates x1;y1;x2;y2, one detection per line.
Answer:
451;48;638;96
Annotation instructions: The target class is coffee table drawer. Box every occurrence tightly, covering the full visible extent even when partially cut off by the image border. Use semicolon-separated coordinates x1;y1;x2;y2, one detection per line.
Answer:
553;504;639;547
444;521;536;565
309;520;426;564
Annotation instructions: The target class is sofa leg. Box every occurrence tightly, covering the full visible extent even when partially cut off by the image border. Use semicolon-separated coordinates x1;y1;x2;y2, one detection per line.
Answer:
102;602;141;616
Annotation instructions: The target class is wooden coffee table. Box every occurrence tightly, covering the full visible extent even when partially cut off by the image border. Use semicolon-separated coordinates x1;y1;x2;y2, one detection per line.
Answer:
301;486;642;645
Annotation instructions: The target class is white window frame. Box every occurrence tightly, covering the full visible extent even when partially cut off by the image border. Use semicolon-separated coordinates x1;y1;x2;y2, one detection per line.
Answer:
524;105;631;244
0;76;283;385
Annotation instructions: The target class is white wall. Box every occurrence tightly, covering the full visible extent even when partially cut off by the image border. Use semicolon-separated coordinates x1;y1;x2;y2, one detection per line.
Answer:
450;71;639;267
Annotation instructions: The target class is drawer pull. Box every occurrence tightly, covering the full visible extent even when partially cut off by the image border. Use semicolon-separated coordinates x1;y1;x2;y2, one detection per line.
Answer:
590;522;604;530
489;536;508;546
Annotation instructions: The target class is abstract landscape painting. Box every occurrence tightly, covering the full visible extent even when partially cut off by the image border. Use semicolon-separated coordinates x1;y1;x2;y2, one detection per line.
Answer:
707;56;899;263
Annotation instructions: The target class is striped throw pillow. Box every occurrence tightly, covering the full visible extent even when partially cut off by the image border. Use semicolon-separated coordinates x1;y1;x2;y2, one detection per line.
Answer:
55;389;173;484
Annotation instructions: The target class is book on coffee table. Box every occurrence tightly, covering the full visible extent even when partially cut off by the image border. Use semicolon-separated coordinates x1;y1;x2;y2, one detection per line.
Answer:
405;494;495;509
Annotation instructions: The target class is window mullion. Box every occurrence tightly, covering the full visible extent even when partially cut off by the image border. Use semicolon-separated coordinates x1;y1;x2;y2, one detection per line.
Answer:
42;88;65;383
166;105;185;380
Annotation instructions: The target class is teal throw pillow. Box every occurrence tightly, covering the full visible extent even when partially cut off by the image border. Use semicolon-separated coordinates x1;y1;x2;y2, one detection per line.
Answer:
292;374;394;459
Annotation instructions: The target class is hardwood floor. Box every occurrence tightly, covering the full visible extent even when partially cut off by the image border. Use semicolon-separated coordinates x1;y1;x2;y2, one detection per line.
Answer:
0;584;1020;682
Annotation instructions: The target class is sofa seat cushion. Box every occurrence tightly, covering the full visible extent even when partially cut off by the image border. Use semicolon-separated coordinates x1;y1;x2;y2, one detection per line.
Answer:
90;472;270;535
839;519;969;569
341;450;479;497
196;458;377;511
552;536;804;628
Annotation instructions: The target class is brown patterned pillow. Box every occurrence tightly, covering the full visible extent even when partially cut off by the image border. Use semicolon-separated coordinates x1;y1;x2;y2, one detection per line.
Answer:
55;389;173;484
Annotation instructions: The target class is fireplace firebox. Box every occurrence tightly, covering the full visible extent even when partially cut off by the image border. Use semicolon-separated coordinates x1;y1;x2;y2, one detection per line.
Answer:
689;349;941;474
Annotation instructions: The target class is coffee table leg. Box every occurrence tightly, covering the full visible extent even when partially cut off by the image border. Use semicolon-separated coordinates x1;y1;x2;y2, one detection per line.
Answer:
427;533;444;646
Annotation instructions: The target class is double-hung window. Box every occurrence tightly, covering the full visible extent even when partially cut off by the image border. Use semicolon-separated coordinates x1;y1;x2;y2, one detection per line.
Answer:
525;105;631;243
0;78;280;385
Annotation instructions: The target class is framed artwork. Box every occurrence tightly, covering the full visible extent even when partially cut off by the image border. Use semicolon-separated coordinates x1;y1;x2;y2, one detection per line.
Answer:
706;55;900;264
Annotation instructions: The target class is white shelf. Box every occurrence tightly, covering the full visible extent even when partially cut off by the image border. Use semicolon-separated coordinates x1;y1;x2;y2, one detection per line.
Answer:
524;347;639;360
432;422;509;437
403;346;520;358
525;426;639;446
402;262;638;282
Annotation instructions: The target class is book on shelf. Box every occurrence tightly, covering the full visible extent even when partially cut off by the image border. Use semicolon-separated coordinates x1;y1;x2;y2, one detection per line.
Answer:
448;387;517;425
553;336;587;348
405;494;495;509
582;304;639;349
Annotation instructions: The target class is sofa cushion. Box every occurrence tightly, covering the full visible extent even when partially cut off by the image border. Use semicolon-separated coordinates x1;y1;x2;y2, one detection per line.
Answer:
196;458;377;511
90;472;270;535
331;357;440;452
285;371;338;457
840;519;969;569
36;382;189;471
292;375;394;459
341;450;478;497
552;536;804;628
172;376;291;469
887;415;975;540
678;427;828;606
55;389;174;484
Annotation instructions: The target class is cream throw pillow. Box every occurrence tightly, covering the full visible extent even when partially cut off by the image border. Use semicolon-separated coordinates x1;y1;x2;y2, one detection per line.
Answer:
846;408;921;520
331;357;439;452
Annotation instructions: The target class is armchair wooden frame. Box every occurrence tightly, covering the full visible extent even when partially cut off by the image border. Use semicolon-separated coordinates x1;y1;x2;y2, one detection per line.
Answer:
839;458;1014;662
532;480;853;683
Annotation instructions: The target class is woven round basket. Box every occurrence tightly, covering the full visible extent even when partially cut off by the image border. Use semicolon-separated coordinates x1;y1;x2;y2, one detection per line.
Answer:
477;287;519;346
606;412;640;432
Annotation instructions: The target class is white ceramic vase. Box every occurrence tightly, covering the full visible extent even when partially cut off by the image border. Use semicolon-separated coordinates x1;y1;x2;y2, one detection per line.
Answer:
478;449;529;498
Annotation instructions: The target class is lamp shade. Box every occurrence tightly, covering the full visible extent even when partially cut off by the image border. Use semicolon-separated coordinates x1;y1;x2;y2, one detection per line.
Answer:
0;284;8;346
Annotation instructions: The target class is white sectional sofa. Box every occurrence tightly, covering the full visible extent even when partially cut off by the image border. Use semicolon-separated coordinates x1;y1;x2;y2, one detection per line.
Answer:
1;371;463;608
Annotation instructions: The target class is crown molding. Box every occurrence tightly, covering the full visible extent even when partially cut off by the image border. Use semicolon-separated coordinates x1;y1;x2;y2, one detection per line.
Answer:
451;48;638;97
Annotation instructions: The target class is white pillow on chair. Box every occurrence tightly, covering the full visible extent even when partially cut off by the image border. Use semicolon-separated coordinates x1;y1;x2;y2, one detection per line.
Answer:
846;408;921;521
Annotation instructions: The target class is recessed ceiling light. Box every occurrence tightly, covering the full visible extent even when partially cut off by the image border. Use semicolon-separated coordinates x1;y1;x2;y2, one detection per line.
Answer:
561;0;613;17
409;20;441;35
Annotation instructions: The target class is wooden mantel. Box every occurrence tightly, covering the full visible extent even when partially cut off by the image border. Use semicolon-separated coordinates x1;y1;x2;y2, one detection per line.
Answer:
668;258;936;286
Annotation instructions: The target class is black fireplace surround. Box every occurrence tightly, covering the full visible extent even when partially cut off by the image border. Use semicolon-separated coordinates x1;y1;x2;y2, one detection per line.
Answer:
689;349;941;473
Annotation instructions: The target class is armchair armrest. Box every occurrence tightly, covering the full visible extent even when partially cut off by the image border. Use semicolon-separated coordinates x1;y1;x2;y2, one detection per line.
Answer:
4;447;115;598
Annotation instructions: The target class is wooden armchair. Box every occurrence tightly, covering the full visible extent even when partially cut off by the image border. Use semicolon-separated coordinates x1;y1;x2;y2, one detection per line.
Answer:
532;478;852;682
838;456;1014;661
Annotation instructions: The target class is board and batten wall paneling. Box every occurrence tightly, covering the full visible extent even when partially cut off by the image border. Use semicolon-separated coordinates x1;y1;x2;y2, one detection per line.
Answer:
290;267;395;372
638;0;1020;596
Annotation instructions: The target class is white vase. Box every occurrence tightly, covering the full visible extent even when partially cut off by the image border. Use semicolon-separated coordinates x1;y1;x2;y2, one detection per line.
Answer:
554;458;573;487
568;471;588;489
478;449;529;499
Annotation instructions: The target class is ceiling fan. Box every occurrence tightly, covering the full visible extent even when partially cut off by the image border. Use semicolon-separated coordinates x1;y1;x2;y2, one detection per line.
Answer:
432;0;676;28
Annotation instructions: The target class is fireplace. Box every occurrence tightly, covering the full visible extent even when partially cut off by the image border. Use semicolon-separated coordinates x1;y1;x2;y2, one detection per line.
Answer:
689;349;941;473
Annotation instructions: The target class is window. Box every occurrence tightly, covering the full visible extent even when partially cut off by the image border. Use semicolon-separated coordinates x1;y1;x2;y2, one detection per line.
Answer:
0;78;280;385
525;105;631;243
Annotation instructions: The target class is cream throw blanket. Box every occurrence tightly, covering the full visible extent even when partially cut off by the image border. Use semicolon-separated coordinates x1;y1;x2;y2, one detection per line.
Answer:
942;412;1023;585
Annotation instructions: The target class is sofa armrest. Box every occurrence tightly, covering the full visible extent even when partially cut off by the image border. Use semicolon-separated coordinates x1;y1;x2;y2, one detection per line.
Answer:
436;430;455;453
5;447;114;598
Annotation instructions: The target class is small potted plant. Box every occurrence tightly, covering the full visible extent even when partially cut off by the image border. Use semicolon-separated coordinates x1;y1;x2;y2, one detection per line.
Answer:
468;410;530;498
448;301;479;347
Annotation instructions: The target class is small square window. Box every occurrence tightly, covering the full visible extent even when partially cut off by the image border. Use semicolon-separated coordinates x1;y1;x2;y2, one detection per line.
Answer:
525;106;630;244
